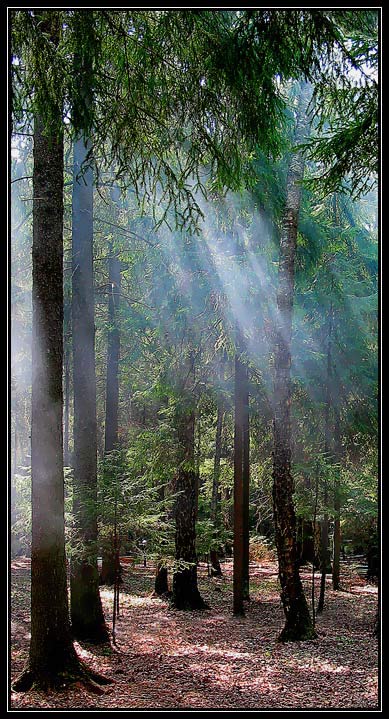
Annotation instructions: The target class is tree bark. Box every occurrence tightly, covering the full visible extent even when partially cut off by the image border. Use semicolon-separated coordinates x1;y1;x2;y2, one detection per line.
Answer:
171;352;206;610
70;134;108;642
272;82;316;641
13;110;80;690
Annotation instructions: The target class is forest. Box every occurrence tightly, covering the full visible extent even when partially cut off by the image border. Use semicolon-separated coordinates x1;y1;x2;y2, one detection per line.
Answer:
9;8;379;711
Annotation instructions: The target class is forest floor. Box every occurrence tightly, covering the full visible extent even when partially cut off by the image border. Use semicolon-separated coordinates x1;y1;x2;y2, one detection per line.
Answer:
10;557;379;710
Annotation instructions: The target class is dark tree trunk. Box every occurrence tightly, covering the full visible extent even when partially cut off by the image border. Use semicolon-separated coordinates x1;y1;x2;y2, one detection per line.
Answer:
101;252;121;586
210;400;224;577
242;363;250;601
154;562;169;595
233;347;245;615
171;353;206;610
70;134;108;643
13;110;80;690
272;83;316;641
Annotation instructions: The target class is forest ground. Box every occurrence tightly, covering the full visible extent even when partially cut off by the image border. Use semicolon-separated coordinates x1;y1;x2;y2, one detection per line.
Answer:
10;557;379;710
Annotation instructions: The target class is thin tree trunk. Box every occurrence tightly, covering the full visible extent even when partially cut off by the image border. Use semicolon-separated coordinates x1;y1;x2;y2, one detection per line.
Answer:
194;410;201;523
210;399;224;577
242;363;250;601
332;406;341;590
101;252;121;586
171;352;206;610
272;82;316;641
13;107;80;689
233;345;245;615
70;134;108;642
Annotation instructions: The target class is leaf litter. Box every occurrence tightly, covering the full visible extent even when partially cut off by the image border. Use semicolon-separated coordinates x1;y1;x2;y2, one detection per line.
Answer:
10;557;379;710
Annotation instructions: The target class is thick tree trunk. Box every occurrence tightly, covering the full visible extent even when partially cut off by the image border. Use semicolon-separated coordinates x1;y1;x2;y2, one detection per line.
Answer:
101;252;121;586
233;347;245;615
272;83;316;641
171;353;206;610
70;135;108;642
13;111;80;690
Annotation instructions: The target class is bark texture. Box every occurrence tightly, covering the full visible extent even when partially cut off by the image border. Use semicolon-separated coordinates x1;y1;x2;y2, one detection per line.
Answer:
272;83;316;641
70;135;108;642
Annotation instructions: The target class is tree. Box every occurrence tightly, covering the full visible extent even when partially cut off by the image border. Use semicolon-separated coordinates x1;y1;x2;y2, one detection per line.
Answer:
272;82;316;642
233;342;245;615
210;390;224;577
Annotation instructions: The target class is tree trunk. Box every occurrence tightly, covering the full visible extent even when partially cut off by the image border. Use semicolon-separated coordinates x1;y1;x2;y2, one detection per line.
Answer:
101;252;121;586
272;82;316;641
154;562;169;595
70;134;108;642
13;109;81;690
332;410;342;590
210;400;224;577
242;363;250;601
171;353;206;610
194;411;201;522
233;347;245;615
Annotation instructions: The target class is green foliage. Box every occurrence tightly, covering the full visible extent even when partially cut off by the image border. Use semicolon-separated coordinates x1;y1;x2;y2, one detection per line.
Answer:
97;448;175;561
